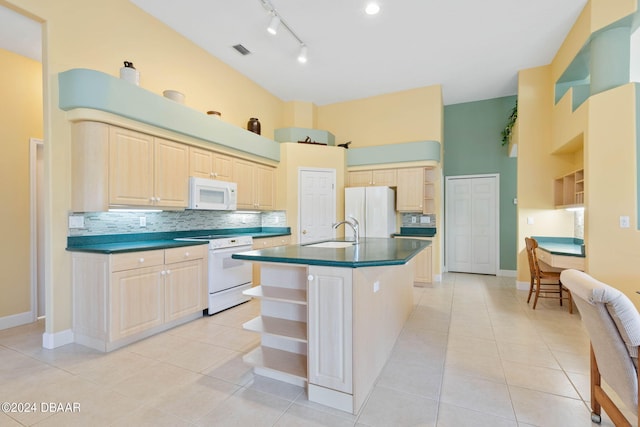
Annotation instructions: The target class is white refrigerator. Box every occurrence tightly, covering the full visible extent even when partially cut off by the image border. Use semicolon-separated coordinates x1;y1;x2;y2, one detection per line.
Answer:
344;186;396;238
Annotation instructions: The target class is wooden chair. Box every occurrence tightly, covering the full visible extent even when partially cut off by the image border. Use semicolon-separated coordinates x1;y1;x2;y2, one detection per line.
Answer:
561;269;640;426
524;237;572;313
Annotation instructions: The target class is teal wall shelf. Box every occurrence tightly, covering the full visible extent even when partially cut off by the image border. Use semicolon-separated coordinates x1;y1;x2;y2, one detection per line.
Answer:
346;140;441;166
58;68;280;161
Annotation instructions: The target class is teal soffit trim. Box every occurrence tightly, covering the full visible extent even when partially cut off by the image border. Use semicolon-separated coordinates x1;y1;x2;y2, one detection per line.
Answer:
347;140;441;166
58;68;280;161
274;127;336;146
555;14;634;111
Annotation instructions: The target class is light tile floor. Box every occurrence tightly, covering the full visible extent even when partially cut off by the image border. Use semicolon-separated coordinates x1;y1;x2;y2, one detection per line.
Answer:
0;273;636;426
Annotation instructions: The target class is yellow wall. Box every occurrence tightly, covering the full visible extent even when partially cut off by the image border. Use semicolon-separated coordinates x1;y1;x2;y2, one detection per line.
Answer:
516;65;575;283
316;85;443;147
586;84;640;299
518;0;640;305
0;48;42;318
4;0;287;336
277;143;346;241
283;101;317;129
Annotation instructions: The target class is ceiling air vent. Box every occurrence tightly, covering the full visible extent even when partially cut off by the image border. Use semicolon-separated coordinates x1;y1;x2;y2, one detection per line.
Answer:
232;44;251;56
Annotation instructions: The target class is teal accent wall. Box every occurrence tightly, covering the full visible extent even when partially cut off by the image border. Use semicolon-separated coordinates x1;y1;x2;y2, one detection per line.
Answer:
444;95;518;271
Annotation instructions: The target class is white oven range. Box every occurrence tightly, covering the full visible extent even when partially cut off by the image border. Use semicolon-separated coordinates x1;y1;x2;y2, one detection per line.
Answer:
177;235;253;315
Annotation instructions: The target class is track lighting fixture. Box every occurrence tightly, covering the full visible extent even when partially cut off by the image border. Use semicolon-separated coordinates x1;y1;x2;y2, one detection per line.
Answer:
260;0;308;63
267;15;280;35
297;45;308;63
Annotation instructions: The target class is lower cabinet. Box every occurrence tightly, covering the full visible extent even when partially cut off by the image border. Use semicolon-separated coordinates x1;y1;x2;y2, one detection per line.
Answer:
394;236;433;284
307;266;353;394
72;245;207;351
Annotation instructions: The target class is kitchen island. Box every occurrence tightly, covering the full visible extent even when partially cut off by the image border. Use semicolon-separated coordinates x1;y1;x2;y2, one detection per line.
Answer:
232;237;430;414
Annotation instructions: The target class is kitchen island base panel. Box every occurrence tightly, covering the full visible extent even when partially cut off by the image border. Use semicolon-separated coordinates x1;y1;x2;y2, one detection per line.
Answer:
243;345;307;387
244;259;415;415
308;383;354;414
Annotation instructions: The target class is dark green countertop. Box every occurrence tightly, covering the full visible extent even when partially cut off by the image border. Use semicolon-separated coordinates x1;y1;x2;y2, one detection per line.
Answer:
66;227;291;254
232;237;431;268
393;227;436;238
533;236;585;258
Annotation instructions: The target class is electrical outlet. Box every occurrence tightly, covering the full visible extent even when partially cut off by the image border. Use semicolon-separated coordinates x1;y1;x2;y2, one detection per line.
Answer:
373;281;380;293
68;215;84;229
420;216;431;224
411;216;417;223
620;215;630;228
527;217;534;225
139;216;146;227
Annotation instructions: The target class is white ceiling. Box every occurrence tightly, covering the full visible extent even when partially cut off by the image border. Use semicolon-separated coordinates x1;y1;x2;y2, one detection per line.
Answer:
1;1;589;106
129;0;588;105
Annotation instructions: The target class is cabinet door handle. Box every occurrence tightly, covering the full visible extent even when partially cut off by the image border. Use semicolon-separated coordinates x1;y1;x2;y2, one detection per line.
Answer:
139;258;145;263
166;269;171;275
160;270;166;276
184;252;190;257
307;275;314;281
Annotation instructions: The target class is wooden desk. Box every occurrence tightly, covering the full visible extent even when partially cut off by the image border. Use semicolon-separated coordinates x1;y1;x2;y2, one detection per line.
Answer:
536;247;585;271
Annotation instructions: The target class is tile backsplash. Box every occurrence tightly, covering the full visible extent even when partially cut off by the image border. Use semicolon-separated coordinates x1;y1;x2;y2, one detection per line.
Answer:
400;213;436;227
68;210;287;236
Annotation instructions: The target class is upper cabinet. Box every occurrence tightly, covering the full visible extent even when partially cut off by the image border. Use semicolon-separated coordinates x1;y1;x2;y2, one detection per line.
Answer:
189;147;233;181
72;122;189;211
72;121;277;212
233;158;276;210
348;169;397;187
396;168;424;212
109;127;189;208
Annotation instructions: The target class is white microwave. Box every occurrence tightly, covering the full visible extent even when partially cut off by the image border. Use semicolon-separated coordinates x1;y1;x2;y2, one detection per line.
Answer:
188;177;237;210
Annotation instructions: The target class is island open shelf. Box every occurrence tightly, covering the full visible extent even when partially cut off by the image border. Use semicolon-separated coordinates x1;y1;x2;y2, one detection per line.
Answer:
233;238;429;414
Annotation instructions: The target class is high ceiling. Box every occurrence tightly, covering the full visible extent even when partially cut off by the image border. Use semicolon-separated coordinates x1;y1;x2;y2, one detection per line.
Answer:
130;0;588;105
1;1;589;106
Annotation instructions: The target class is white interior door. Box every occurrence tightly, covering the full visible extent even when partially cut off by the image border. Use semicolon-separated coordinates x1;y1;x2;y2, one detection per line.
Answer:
299;169;336;244
445;175;498;275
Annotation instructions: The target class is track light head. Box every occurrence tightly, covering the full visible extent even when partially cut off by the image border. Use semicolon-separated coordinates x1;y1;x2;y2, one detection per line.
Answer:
267;15;280;35
297;45;308;63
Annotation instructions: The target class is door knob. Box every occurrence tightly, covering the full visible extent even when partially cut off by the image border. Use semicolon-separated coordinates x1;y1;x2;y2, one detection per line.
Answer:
302;230;307;234
307;275;314;281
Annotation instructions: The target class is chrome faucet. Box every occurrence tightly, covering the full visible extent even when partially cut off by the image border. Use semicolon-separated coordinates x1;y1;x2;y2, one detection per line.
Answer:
333;216;360;244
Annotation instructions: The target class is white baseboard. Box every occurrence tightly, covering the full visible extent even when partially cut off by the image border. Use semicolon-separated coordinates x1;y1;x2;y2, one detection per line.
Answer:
498;269;517;277
42;329;74;349
516;280;530;290
0;311;34;331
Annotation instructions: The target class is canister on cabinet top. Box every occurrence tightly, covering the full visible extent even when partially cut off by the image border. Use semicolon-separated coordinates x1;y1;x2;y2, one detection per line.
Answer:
119;61;140;86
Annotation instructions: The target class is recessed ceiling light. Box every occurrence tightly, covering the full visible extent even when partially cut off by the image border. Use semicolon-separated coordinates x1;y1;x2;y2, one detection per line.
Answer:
365;2;380;15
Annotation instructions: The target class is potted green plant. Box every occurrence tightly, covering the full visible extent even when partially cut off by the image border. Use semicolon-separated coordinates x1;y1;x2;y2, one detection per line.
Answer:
501;101;518;146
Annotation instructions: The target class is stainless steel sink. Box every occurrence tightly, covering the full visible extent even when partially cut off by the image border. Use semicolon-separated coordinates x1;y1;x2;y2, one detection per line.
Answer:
304;241;355;249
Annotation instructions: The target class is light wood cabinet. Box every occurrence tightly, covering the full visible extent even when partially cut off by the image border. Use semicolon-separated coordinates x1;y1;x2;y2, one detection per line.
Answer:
189;147;233;181
72;122;189;210
233;158;276;210
72;244;207;351
348;169;397;187
396;168;424;211
109;128;189;208
394;237;432;283
554;169;584;208
307;266;353;394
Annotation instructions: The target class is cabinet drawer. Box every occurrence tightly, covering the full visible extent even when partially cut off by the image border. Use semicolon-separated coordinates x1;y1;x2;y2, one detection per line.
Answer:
254;235;292;249
111;250;164;272
165;245;207;264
